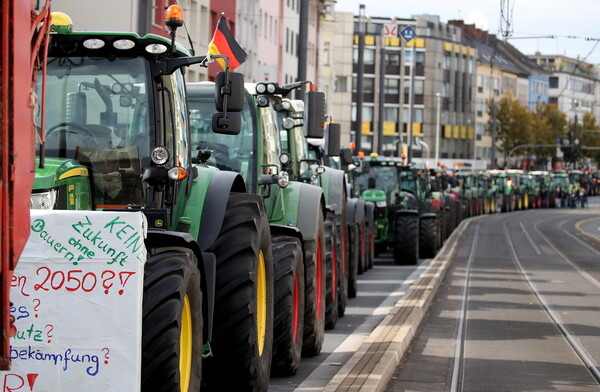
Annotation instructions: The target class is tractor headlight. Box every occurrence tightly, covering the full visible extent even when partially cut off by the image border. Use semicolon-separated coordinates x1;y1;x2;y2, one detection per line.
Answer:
151;146;170;165
278;171;289;188
31;189;58;210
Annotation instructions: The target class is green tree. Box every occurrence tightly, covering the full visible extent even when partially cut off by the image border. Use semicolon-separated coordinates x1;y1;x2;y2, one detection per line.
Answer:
579;112;600;166
487;91;532;164
530;103;567;165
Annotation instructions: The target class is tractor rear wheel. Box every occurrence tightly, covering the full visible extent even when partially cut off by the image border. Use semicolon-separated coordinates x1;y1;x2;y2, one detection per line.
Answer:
203;194;273;392
337;218;348;317
271;235;305;376
394;214;419;265
141;249;202;392
302;208;326;357
347;222;359;299
419;217;438;259
324;212;339;330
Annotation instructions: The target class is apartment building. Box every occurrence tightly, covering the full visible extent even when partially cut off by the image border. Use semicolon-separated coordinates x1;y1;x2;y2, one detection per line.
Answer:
530;54;600;124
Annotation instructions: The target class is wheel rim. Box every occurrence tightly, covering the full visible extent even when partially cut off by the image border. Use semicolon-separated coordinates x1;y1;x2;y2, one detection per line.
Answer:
180;295;193;392
257;250;267;356
316;236;323;318
292;269;299;343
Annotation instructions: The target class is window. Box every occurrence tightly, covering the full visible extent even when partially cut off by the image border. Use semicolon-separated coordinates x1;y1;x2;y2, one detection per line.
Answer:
443;53;451;70
335;76;348;92
384;107;398;122
415;51;425;67
353;77;375;93
385;52;400;66
384;78;399;95
323;42;331;65
364;49;376;65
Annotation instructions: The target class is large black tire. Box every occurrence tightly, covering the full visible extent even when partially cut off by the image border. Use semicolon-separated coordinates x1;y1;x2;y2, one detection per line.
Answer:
271;235;305;376
419;216;438;259
394;214;419;265
324;211;339;330
347;222;359;299
302;208;326;357
337;217;349;317
141;249;202;392
203;194;273;392
365;203;375;269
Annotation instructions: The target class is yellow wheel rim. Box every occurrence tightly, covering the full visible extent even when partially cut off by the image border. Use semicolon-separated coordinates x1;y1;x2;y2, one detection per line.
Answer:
525;194;529;208
256;250;267;356
180;295;193;392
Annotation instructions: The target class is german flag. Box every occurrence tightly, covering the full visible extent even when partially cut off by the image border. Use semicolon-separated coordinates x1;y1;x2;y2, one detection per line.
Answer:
207;13;247;70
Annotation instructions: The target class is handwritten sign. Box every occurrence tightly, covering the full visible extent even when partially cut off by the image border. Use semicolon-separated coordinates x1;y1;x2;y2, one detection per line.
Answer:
1;210;147;391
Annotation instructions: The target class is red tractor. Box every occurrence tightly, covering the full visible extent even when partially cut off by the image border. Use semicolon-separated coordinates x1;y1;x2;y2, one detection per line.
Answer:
0;0;52;368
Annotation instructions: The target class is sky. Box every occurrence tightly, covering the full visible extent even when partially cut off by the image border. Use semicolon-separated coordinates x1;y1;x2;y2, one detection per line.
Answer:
334;0;600;64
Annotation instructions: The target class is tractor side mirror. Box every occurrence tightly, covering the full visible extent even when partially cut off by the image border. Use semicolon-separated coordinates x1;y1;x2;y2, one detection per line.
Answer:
340;148;353;166
305;91;325;139
326;123;341;156
215;71;244;112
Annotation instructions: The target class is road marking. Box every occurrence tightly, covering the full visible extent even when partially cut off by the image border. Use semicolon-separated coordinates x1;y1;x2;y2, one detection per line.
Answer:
520;221;542;254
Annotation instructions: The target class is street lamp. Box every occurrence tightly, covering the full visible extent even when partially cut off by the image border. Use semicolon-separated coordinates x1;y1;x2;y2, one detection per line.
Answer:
435;92;441;164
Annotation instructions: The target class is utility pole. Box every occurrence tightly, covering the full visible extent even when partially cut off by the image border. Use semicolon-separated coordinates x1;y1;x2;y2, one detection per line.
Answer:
491;99;497;169
355;4;366;154
377;39;385;154
435;92;441;164
296;0;310;101
407;44;415;163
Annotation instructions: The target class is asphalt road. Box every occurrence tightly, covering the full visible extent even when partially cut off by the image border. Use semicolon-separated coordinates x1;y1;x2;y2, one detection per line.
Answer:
387;202;600;392
268;197;600;392
268;249;429;391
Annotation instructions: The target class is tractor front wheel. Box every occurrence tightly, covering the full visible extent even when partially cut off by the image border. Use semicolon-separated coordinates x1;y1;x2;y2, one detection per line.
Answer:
141;249;202;392
203;194;274;392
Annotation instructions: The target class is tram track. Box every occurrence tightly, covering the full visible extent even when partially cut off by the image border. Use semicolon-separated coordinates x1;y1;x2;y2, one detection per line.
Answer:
447;212;600;391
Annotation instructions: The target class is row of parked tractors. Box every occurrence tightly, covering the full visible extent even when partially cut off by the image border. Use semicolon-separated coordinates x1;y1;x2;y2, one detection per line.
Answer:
24;9;380;392
349;155;594;265
22;8;593;391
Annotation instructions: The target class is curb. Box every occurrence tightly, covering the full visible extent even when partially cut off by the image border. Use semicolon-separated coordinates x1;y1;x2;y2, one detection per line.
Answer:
574;216;600;249
323;217;473;392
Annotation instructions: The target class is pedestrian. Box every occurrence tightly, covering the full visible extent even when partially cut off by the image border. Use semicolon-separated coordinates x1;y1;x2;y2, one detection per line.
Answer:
580;188;588;208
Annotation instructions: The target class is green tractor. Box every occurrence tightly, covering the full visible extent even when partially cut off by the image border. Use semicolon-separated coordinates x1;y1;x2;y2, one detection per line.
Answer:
454;170;481;217
186;81;328;376
32;10;273;392
488;169;516;212
354;157;437;264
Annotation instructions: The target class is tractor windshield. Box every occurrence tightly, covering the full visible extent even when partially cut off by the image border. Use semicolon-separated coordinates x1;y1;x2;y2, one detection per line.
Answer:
355;165;399;201
39;56;150;208
188;84;256;190
400;171;418;195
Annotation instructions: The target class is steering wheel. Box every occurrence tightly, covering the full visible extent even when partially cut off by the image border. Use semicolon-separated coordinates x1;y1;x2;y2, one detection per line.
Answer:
45;122;99;151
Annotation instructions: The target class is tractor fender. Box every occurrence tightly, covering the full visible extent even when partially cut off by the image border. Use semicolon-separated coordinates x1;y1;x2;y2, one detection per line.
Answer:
364;201;375;227
420;212;437;220
325;168;346;218
395;209;419;218
194;170;247;251
296;183;326;242
355;198;366;225
145;229;216;341
346;198;357;225
270;223;304;243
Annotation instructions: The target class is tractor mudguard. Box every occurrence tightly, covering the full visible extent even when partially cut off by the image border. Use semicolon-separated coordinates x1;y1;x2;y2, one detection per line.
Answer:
346;198;357;225
296;183;326;242
145;229;215;341
325;168;346;217
420;212;437;220
355;198;366;225
270;182;324;242
194;170;247;251
365;201;375;227
396;209;419;217
270;223;304;243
